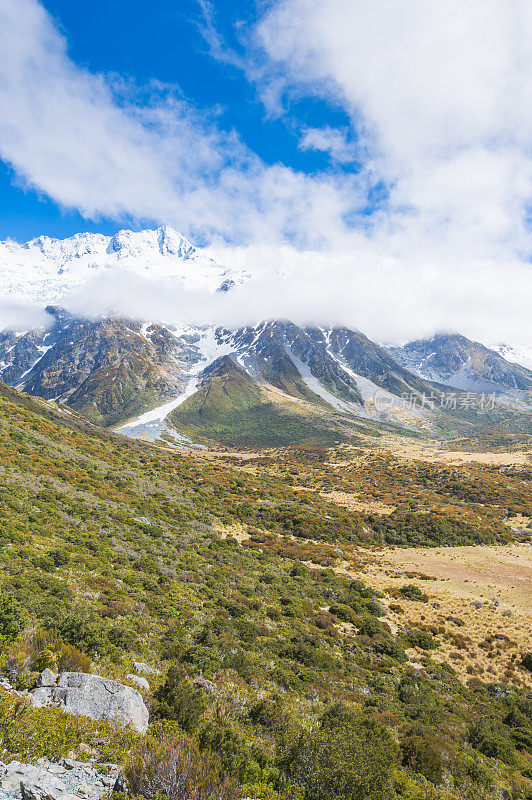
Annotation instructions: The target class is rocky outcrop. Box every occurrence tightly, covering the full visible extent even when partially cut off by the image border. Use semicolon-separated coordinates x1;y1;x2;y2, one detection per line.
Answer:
0;758;122;800
32;671;149;733
388;333;532;395
126;674;149;691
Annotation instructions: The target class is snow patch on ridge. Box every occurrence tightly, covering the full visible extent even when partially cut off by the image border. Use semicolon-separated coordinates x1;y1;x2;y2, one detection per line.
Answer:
284;346;361;414
116;326;236;443
321;336;427;424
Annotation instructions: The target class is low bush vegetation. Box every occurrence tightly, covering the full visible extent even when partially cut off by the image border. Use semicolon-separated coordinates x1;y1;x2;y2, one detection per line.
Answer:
0;386;529;800
125;731;240;800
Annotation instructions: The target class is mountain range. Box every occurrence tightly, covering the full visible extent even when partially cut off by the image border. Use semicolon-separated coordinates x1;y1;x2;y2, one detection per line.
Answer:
0;225;247;302
0;227;530;447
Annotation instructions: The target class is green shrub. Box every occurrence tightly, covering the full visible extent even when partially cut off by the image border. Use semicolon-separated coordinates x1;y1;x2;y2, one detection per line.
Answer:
399;585;425;602
521;652;532;672
290;563;308;579
357;616;387;637
199;717;263;782
125;731;240;800
30;648;57;673
248;694;286;731
348;580;375;599
468;720;516;765
285;704;398;800
108;626;138;651
0;594;26;642
48;549;70;566
59;610;109;657
503;704;532;751
401;733;443;784
404;629;439;651
15;671;39;691
328;603;358;624
182;644;222;676
153;666;207;733
373;636;407;662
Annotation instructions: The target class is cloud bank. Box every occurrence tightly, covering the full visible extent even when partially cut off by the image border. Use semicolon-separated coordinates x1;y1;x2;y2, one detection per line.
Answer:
0;0;530;343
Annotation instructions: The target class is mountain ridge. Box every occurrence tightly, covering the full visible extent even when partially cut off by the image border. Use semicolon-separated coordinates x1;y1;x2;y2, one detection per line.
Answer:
0;227;530;446
1;309;531;445
0;225;248;302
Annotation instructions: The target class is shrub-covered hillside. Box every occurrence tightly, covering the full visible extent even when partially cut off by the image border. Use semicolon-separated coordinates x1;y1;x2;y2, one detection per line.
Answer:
0;384;531;800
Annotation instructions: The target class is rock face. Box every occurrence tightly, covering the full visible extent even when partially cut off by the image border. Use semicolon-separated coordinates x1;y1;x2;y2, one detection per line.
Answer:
0;758;122;800
32;672;149;734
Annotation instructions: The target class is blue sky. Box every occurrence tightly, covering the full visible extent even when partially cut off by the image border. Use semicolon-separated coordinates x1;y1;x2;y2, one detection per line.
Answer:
0;0;354;241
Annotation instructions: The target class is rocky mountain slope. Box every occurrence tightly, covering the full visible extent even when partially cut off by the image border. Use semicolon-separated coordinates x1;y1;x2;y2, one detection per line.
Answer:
0;313;447;438
388;334;532;396
1;311;532;445
0;227;530;445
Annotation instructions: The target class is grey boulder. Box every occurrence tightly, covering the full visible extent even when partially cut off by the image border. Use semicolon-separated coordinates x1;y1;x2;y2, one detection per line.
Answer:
126;674;149;691
132;662;159;675
32;672;149;733
0;758;122;800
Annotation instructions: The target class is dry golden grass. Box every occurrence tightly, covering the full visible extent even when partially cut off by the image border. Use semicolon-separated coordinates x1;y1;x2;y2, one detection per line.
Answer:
342;543;532;687
187;438;532;686
215;522;250;543
376;436;532;466
320;490;396;515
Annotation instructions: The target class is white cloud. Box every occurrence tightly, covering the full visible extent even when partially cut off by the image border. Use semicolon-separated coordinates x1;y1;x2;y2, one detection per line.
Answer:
299;126;355;163
53;238;530;346
255;0;532;261
0;301;52;331
0;0;365;248
0;0;530;344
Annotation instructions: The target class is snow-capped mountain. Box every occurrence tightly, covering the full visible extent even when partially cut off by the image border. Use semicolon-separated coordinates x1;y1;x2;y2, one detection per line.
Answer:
388;334;532;396
1;310;531;446
0;226;247;303
0;313;434;430
0;226;530;446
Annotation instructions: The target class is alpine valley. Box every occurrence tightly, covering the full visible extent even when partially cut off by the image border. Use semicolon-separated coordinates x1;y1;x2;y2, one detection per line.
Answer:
0;227;531;800
0;227;531;448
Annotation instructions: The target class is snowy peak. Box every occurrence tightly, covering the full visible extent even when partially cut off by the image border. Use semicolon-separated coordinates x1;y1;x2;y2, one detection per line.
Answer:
106;226;197;260
23;231;109;260
0;226;246;303
21;226;196;262
15;226;200;266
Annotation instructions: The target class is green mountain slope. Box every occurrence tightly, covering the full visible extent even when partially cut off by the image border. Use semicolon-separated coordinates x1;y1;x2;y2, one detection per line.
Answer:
168;355;357;447
0;383;530;800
